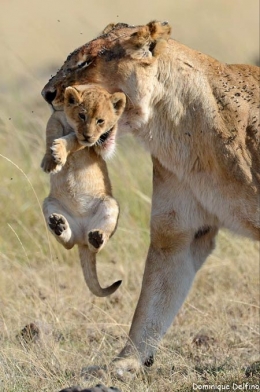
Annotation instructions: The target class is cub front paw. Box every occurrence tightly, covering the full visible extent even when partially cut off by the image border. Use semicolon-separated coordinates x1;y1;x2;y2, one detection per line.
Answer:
51;139;67;166
41;153;61;173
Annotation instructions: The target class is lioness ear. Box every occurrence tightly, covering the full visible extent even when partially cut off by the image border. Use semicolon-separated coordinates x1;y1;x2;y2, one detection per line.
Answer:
146;21;171;41
64;87;82;106
124;21;171;59
102;23;115;35
128;27;150;49
111;92;126;116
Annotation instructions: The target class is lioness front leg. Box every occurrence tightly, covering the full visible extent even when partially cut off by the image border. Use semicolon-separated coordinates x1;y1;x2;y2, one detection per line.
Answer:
81;160;218;381
116;231;218;367
109;159;219;376
82;221;218;380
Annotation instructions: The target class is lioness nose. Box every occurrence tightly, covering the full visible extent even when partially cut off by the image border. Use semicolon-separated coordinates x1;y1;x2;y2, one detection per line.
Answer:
42;89;57;104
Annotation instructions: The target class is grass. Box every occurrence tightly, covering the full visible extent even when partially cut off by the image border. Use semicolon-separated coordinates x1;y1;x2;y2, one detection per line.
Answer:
0;1;259;391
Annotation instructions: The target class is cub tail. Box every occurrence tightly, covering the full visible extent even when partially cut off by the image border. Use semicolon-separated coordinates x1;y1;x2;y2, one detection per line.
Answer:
78;245;122;297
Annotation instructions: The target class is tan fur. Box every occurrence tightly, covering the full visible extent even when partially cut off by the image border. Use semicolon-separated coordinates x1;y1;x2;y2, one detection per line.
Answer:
42;85;126;297
42;21;260;376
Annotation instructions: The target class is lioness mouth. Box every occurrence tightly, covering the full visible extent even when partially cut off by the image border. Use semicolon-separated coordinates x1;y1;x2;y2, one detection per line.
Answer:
95;127;114;147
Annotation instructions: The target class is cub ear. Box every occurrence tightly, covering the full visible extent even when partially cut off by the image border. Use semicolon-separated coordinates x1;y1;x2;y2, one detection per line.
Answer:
111;92;126;116
64;87;82;106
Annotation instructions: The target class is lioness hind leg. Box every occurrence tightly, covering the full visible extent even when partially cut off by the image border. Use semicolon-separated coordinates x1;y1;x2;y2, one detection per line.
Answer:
113;159;219;376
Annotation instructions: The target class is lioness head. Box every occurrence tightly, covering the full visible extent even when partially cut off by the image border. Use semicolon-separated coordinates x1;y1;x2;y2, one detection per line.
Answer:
41;21;171;113
64;85;126;158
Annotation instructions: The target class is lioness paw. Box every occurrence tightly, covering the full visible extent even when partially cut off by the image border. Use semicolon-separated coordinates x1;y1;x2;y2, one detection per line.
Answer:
51;139;67;166
81;358;141;383
110;357;141;381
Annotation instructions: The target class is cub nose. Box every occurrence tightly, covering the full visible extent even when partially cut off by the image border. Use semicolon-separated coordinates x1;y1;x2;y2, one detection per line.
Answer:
83;134;91;142
42;89;57;104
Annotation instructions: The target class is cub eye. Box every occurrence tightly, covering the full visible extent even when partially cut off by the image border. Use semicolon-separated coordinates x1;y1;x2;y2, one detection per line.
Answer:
79;113;86;121
96;119;104;125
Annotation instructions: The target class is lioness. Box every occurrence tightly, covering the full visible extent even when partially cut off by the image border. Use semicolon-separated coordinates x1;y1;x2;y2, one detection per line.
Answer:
41;21;260;376
42;85;126;297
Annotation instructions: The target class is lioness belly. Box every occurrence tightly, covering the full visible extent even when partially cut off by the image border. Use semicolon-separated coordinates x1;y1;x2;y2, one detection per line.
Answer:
189;172;259;239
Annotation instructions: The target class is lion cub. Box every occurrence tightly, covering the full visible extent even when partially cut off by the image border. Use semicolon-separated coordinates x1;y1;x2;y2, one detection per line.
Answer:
42;85;126;297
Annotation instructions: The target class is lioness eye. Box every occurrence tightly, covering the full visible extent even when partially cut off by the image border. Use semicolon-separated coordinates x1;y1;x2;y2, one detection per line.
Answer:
77;59;92;69
79;113;86;121
96;119;104;125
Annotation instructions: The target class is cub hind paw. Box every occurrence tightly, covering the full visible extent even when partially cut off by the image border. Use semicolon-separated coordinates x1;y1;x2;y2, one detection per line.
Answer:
88;230;104;251
48;213;68;236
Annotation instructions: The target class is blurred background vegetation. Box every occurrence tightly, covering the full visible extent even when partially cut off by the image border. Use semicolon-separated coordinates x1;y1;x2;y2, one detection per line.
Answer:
0;1;259;391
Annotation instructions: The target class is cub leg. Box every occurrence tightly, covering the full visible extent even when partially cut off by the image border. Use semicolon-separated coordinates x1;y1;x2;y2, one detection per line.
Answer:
42;197;76;249
41;112;67;173
51;133;85;168
86;197;119;253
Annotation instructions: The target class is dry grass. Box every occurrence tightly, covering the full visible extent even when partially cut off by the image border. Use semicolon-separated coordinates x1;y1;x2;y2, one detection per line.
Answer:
0;1;259;391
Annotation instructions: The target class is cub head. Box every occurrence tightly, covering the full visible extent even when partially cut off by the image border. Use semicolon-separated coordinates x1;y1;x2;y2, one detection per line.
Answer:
64;85;126;159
